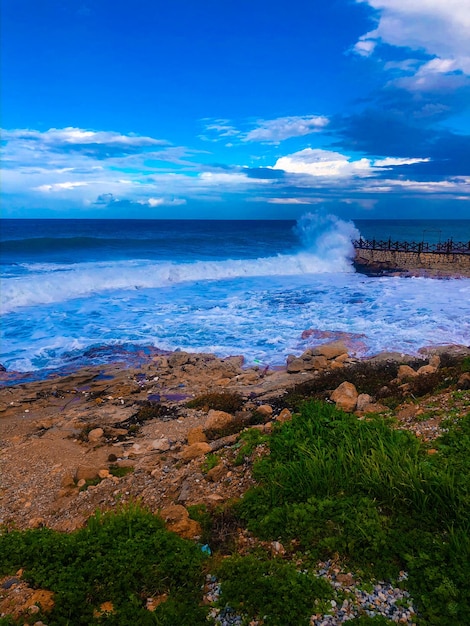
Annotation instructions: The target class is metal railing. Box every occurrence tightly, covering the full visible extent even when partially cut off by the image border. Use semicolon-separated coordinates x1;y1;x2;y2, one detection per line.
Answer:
353;238;470;255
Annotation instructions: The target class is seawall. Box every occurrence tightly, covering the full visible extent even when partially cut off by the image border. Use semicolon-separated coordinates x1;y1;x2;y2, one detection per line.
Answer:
354;249;470;277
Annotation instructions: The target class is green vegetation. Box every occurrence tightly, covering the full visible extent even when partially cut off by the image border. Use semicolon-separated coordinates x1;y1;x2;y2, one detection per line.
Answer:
215;554;333;625
0;505;208;625
2;385;470;625
237;400;470;624
201;453;220;474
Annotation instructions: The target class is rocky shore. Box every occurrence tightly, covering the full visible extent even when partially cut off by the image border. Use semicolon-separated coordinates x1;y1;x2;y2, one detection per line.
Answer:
1;342;470;622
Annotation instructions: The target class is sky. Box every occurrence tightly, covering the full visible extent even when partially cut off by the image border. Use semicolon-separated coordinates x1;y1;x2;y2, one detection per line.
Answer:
1;0;470;219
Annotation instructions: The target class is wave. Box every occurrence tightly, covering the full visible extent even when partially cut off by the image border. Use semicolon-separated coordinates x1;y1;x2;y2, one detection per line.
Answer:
0;213;359;313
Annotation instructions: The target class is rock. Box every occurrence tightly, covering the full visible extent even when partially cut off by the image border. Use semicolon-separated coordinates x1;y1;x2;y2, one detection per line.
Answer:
356;394;372;412
187;427;207;445
313;341;348;360
457;372;470;389
286;358;305;373
331;381;358;412
179;442;211;461
168;351;192;368
204;409;234;435
311;356;328;370
277;408;292;423
206;464;226;482
429;355;441;368
159;504;201;539
75;465;100;481
397;365;418;380
257;404;273;418
360;403;389;414
98;469;110;479
417;364;437;376
151;438;171;451
88;427;104;442
60;472;76;488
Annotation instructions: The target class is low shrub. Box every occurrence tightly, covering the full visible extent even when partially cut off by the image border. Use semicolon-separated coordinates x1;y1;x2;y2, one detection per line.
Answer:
186;392;244;413
0;504;209;625
216;554;333;626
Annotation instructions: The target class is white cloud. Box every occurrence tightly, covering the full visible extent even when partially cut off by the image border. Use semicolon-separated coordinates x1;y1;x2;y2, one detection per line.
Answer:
273;149;373;178
373;157;430;167
144;197;187;207
243;115;329;143
34;181;89;192
2;127;167;147
201;115;329;144
267;198;316;205
355;0;470;78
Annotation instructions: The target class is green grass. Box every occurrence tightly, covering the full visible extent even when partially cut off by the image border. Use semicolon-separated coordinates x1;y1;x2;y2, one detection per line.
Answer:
0;504;209;625
237;400;470;624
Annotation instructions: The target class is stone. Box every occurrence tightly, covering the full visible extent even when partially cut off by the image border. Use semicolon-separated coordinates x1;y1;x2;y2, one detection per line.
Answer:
179;442;211;461
257;404;273;418
206;464;226;482
313;341;348;360
88;427;104;442
397;365;418;380
204;409;234;434
187;427;207;445
360;403;389;414
457;372;470;389
417;364;437;376
160;504;201;539
429;355;441;368
286;358;305;373
75;465;100;481
311;356;328;370
331;381;358;412
60;472;76;488
151;438;170;451
168;351;192;367
277;408;292;423
356;393;372;412
98;469;110;479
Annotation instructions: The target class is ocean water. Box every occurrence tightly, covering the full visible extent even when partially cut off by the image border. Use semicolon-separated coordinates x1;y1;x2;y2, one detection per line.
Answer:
1;215;469;382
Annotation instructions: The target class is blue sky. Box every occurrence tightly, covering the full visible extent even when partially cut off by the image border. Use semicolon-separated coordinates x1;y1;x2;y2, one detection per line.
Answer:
1;0;470;219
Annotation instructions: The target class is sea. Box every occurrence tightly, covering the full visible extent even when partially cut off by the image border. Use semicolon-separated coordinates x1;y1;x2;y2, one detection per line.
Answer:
1;215;469;384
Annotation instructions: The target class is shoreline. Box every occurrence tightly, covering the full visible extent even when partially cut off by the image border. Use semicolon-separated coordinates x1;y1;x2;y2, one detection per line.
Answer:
1;342;470;527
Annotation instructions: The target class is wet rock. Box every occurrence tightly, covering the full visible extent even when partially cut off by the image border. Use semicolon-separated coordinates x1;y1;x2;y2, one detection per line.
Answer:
331;381;358;412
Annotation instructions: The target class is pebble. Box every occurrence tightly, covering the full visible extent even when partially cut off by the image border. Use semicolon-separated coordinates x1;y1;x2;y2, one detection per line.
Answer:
203;561;417;626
